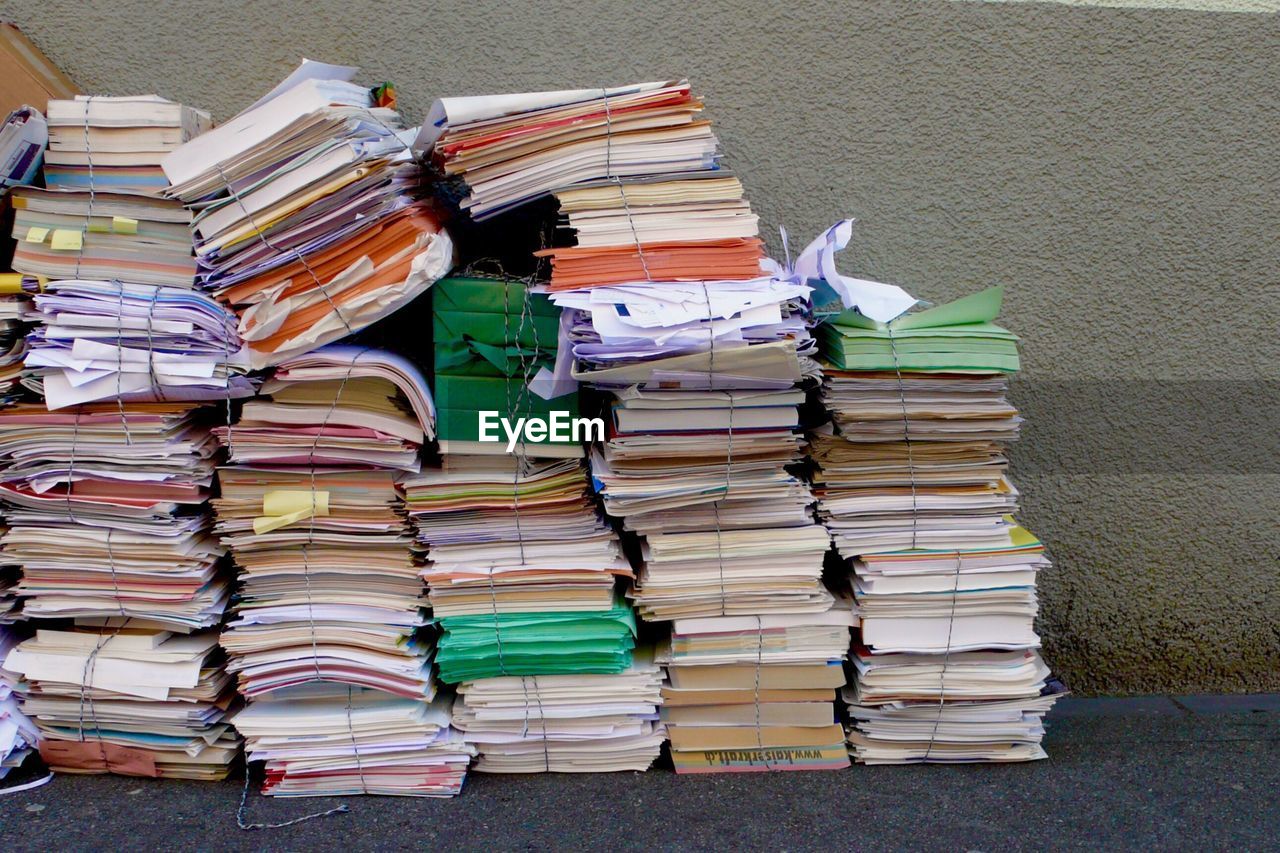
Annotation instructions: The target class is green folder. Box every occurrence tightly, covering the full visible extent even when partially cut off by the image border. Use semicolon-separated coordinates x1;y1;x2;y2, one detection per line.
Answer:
435;603;637;683
432;275;579;445
821;286;1021;373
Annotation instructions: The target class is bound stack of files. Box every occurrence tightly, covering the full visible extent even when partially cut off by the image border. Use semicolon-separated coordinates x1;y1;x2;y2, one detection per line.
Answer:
0;273;38;406
213;346;437;701
0;625;39;781
660;604;855;773
42;95;212;196
9;95;211;287
432;274;581;457
813;288;1024;558
843;648;1064;764
232;684;474;796
161;60;455;370
9;185;199;286
22;279;255;409
813;286;1062;762
0;403;229;632
450;647;664;772
2;624;241;779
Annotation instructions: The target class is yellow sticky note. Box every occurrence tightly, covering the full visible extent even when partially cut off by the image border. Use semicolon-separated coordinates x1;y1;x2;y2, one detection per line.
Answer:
263;490;330;517
112;216;139;235
0;274;23;295
87;219;111;233
252;490;330;535
24;227;49;244
50;229;83;251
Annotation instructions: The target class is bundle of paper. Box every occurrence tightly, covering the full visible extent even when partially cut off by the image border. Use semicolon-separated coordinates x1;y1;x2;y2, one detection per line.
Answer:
843;648;1064;763
232;684;474;797
434;602;637;684
432;275;581;457
852;527;1048;654
451;649;665;773
216;345;433;472
817;287;1021;373
813;286;1063;762
43;95;212;197
10;186;198;286
0;105;46;195
3;625;241;779
659;605;854;774
213;470;432;699
162;62;455;370
0;403;229;631
0;626;39;781
811;288;1029;557
23;279;255;409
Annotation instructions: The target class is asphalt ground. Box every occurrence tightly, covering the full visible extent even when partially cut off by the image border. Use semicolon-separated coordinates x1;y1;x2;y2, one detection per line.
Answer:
0;694;1276;851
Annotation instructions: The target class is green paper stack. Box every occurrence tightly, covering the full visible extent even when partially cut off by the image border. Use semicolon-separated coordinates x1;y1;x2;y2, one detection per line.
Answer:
434;602;637;683
818;286;1021;373
432;274;580;455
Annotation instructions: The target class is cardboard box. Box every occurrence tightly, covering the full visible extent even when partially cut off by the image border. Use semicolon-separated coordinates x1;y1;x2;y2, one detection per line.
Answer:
0;23;79;113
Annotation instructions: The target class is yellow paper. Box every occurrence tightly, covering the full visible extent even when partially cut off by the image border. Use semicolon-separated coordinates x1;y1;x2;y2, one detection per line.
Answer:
252;490;330;535
0;274;23;294
112;216;139;235
24;227;49;244
87;220;112;233
50;229;83;251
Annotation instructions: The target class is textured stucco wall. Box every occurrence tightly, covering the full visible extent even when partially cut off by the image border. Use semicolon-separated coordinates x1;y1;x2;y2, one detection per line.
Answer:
1;0;1276;694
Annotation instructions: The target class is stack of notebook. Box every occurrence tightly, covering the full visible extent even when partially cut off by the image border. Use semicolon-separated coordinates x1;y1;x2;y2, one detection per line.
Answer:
22;279;254;409
161;62;455;369
9;95;211;287
0;403;229;632
813;286;1063;762
3;624;240;779
232;685;473;796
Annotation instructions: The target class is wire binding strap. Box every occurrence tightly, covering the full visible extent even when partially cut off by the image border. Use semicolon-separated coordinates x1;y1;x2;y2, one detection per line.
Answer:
922;550;963;762
884;326;920;549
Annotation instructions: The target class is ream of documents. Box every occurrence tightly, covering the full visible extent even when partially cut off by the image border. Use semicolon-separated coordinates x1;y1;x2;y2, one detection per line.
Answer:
43;95;212;197
0;403;230;631
232;684;474;796
9;186;199;287
23;279;255;409
3;625;241;779
162;62;455;370
811;286;1064;763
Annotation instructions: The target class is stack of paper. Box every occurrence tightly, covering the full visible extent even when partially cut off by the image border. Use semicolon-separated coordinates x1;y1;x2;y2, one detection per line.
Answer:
450;649;665;772
813;288;1025;558
213;347;437;700
2;625;241;779
0;403;229;632
43;95;212;196
232;684;474;796
9;186;199;286
162;61;455;370
813;287;1062;762
0;626;39;781
22;279;255;409
660;605;854;773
